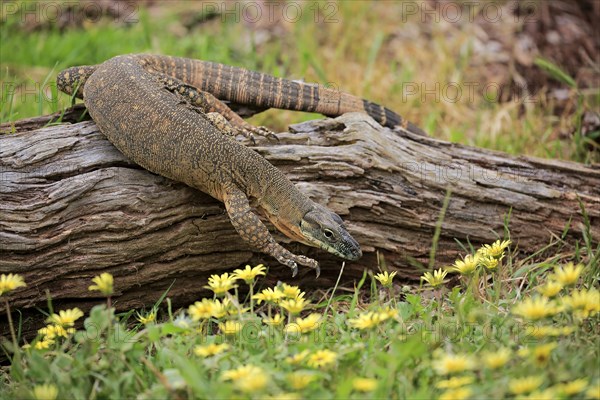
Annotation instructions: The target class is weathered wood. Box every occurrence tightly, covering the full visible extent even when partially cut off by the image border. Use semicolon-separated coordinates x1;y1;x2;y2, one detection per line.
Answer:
1;109;598;337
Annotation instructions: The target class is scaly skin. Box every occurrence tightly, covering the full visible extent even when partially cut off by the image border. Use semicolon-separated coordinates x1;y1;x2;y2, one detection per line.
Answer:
57;54;374;276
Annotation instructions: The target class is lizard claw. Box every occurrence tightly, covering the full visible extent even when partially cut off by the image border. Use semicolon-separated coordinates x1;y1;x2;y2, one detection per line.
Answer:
237;128;257;144
255;126;279;142
239;125;277;142
278;254;318;278
290;263;298;277
292;255;320;278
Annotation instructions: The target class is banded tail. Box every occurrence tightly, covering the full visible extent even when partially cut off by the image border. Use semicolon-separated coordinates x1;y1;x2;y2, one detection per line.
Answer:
135;55;426;135
57;54;426;136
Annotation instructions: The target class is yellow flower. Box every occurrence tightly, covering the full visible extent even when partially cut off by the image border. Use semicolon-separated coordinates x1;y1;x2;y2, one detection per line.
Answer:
203;273;237;295
211;298;233;319
586;381;600;399
47;308;84;328
374;271;397;287
555;378;588;395
562;288;600;318
284;313;322;334
221;365;268;392
530;343;557;365
32;384;58;400
188;299;214;321
88;273;114;296
306;349;337;369
509;376;544;395
252;287;284;304
478;239;511;258
265;393;300;400
285;350;310;365
38;324;74;339
280;283;303;299
536;280;563;298
352;377;378;392
518;344;556;364
522;389;557;400
348;312;379;330
222;365;268;392
287;371;315;389
517;347;530;358
0;273;26;296
187;298;232;320
136;310;156;325
221;365;253;381
347;309;394;330
439;387;472;400
221;364;261;380
236;372;268;393
482;348;511;369
479;256;499;271
449;254;479;275
512;297;558;320
194;343;229;357
552;262;583;286
219;320;242;336
556;326;575;335
232;264;266;283
377;307;397;320
235;376;269;393
262;314;284;326
34;338;55;350
280;297;310;314
524;325;574;338
421;269;448;288
433;354;475;375
436;376;474;389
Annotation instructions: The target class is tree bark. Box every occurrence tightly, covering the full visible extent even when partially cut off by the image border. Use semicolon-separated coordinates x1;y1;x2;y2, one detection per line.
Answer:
1;107;598;336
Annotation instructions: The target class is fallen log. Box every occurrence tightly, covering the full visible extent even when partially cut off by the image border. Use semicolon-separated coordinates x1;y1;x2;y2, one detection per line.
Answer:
1;108;598;337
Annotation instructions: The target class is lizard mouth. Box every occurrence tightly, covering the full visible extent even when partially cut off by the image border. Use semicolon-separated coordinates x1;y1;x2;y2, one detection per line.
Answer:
309;229;362;261
334;234;362;261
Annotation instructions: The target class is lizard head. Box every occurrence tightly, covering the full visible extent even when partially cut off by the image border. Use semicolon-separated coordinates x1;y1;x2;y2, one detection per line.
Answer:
297;203;362;261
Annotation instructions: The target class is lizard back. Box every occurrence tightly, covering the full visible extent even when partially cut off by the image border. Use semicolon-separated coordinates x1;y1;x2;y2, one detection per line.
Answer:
83;55;308;211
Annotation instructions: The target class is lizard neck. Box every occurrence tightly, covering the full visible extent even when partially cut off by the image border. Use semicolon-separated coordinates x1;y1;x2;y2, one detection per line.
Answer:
257;175;313;245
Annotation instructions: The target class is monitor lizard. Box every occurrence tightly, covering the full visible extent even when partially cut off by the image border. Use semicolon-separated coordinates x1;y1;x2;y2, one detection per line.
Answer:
56;54;423;276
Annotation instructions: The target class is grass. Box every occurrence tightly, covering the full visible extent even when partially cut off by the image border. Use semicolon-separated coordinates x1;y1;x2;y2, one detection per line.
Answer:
1;1;598;162
1;232;598;399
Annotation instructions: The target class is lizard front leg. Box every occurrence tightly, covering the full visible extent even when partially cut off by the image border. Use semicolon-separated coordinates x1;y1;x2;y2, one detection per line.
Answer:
223;187;320;277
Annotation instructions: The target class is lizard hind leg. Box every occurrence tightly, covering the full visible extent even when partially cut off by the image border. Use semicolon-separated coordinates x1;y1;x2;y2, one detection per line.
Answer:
151;71;277;142
223;188;320;277
205;112;236;137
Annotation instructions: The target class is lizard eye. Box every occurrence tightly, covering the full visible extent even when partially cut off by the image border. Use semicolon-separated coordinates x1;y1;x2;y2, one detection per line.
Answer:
324;229;334;239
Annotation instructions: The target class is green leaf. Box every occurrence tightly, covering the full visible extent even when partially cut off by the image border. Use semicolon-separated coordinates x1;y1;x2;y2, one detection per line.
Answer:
534;57;577;88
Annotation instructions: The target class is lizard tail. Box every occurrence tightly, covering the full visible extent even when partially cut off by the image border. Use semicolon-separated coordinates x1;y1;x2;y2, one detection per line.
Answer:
360;99;427;135
135;54;425;135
